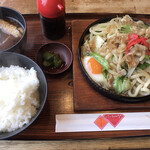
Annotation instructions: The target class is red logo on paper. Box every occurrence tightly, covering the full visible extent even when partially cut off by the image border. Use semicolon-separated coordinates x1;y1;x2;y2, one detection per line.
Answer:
103;114;125;127
94;115;108;130
94;114;125;130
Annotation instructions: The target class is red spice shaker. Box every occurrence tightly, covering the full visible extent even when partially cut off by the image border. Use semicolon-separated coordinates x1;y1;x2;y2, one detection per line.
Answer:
37;0;66;40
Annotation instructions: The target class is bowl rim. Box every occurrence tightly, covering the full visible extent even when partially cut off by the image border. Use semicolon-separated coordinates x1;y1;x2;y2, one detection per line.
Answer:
78;15;150;103
0;6;27;52
36;42;73;75
0;52;47;139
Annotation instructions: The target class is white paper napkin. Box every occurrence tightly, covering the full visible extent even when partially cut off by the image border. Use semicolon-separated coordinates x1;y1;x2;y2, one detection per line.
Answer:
56;112;150;132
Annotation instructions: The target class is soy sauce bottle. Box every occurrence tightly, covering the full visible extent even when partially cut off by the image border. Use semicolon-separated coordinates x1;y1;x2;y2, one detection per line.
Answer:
37;0;66;40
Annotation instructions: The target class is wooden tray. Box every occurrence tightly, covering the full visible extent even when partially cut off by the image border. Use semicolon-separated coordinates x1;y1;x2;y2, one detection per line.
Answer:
11;14;150;140
73;19;150;111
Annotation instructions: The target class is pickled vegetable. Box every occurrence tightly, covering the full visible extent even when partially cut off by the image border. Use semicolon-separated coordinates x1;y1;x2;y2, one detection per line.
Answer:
43;51;54;61
42;51;63;68
54;59;63;68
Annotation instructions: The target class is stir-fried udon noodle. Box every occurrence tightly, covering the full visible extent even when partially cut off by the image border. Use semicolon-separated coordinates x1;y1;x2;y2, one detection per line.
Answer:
81;15;150;97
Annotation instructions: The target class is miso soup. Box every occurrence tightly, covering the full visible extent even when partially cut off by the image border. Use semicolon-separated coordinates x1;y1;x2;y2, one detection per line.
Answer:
0;17;24;51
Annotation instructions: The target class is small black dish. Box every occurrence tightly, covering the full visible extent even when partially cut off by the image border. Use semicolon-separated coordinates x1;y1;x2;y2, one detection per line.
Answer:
78;16;150;103
0;7;27;53
36;42;73;74
0;52;47;139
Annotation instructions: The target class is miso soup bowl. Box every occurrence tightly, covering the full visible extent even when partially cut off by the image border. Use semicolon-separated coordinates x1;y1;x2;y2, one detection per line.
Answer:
0;7;27;53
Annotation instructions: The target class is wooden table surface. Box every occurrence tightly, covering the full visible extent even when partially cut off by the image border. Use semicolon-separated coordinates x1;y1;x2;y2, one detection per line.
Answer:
1;0;150;149
1;0;150;15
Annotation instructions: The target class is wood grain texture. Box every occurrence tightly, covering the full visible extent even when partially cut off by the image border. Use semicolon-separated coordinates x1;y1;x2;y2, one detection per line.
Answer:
1;0;150;15
1;137;150;150
0;0;38;14
66;0;150;14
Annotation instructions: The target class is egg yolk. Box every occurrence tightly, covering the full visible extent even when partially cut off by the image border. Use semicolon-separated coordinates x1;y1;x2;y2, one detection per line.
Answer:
87;57;103;74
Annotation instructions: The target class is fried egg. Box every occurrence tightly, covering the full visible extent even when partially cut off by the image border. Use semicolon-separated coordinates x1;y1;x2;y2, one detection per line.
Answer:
82;56;107;84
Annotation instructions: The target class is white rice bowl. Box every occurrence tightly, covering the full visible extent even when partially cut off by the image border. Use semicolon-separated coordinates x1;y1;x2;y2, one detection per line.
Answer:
0;65;40;132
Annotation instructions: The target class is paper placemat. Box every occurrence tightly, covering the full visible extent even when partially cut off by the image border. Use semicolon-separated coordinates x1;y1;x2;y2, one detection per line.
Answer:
56;112;150;132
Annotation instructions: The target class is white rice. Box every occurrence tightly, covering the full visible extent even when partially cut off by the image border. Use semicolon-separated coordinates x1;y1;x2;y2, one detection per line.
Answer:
0;65;40;132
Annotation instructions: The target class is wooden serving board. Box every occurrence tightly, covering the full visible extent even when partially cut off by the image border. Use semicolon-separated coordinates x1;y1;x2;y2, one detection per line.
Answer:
72;19;150;111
